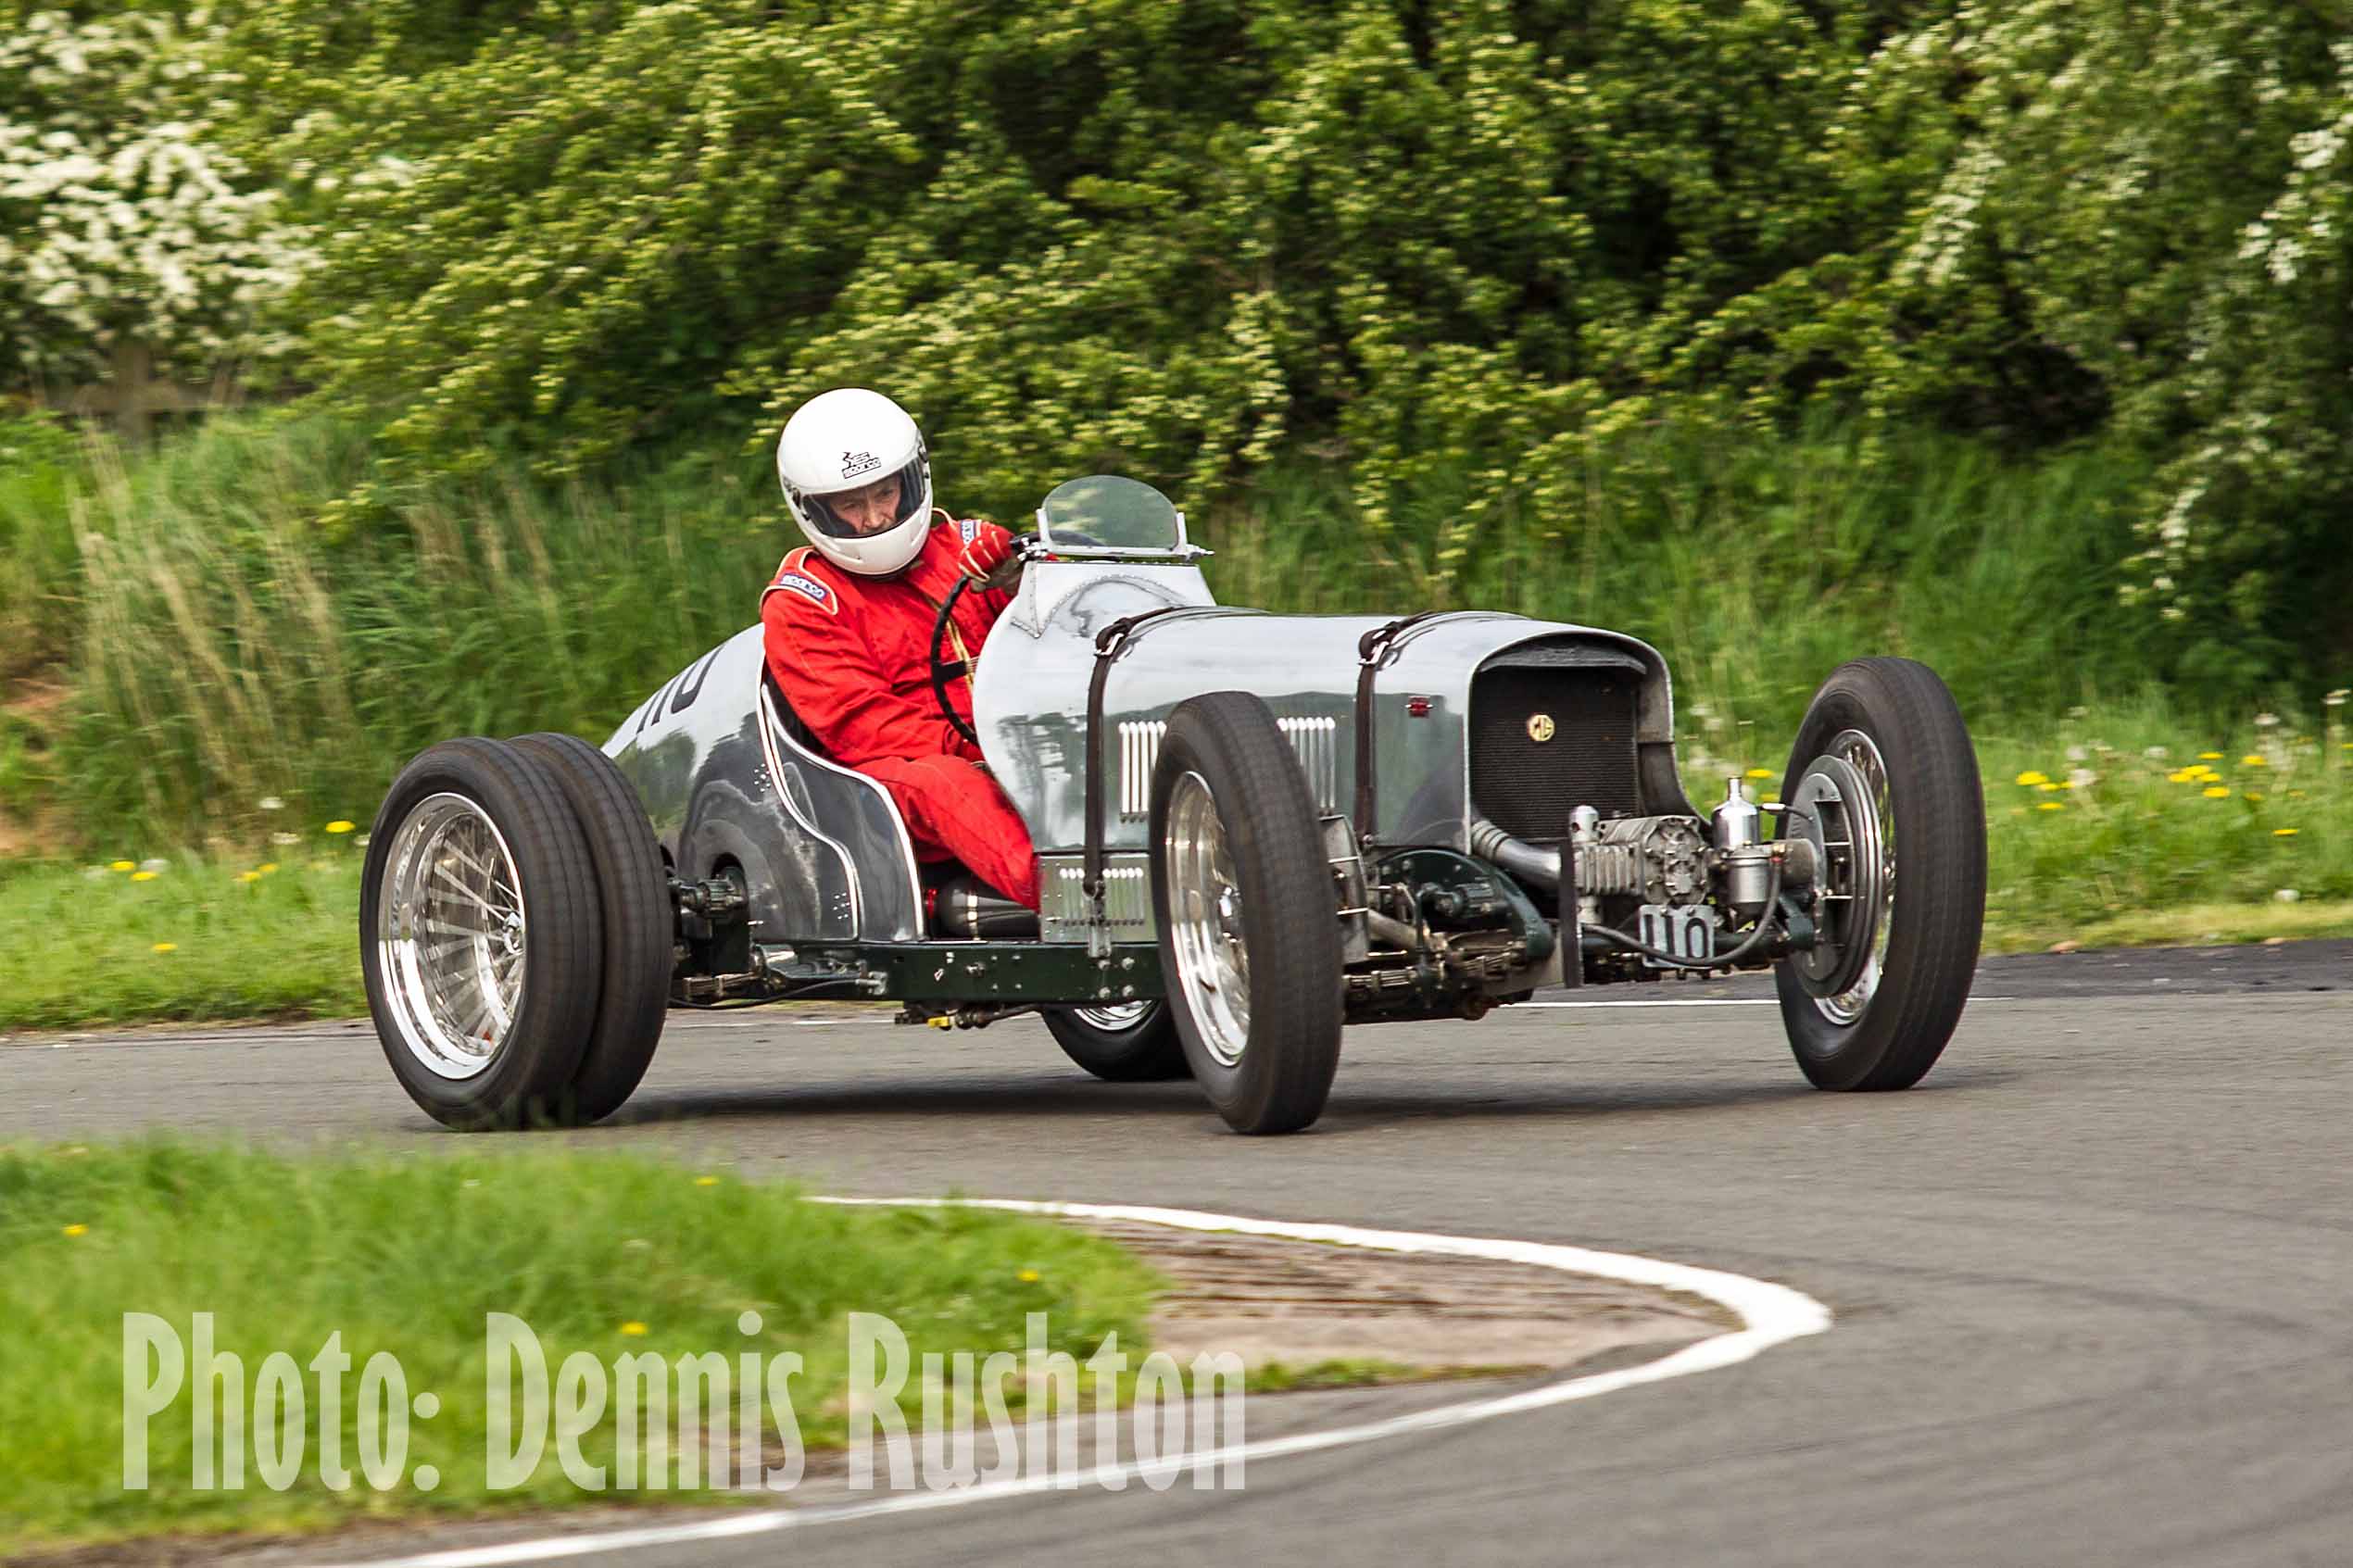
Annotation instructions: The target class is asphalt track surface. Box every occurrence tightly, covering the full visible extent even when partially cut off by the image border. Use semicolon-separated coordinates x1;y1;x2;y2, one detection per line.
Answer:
8;939;2353;1567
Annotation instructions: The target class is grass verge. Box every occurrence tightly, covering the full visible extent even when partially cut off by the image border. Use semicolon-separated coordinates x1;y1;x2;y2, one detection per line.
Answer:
0;849;366;1032
0;1141;1162;1550
1983;900;2353;955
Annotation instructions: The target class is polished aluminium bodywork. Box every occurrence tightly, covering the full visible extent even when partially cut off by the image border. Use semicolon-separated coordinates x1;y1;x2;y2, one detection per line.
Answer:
607;549;1696;955
971;560;1693;861
605;627;925;945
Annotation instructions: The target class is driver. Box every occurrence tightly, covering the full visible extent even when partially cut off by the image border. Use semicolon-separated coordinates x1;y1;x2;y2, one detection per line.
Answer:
760;387;1039;909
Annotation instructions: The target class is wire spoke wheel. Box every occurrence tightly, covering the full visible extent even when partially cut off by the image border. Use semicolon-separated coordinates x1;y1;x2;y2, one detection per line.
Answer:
1150;693;1343;1134
361;738;604;1129
1773;659;1984;1092
378;794;529;1079
1043;999;1189;1082
1071;1000;1154;1030
1164;770;1252;1066
1788;731;1895;1023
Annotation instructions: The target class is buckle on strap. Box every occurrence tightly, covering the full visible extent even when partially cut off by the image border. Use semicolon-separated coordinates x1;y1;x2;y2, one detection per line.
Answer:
1353;611;1453;843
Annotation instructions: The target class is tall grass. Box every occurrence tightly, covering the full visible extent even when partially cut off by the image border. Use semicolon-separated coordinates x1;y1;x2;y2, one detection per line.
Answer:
33;417;783;839
1203;422;2164;743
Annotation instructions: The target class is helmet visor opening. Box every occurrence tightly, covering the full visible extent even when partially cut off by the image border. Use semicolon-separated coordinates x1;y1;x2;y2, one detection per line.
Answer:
800;457;927;539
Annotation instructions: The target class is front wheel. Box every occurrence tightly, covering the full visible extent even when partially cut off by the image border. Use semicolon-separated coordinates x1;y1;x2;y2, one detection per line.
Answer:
1150;692;1344;1134
1774;658;1985;1090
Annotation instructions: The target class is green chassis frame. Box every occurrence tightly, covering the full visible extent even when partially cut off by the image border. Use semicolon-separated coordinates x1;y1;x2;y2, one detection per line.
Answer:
784;941;1167;1004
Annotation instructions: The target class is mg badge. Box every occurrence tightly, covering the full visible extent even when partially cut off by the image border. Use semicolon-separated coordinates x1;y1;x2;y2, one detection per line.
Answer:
1526;712;1556;744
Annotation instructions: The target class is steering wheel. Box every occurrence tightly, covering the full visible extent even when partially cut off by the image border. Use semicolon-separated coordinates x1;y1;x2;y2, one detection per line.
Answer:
929;577;982;748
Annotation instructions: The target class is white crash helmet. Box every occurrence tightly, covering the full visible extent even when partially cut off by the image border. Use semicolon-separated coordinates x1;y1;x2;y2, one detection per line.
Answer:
775;387;936;576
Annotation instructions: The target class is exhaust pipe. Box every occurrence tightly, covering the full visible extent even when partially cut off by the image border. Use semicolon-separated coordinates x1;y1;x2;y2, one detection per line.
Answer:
1468;818;1561;890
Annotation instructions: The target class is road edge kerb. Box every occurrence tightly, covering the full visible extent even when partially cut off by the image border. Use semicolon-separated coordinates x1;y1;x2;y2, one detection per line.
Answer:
296;1198;1832;1568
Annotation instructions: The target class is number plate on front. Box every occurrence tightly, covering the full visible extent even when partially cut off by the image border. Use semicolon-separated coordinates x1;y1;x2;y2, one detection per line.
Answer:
1636;904;1718;968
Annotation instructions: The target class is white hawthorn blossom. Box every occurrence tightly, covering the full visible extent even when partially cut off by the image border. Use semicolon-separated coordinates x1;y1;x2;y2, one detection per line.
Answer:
0;12;309;385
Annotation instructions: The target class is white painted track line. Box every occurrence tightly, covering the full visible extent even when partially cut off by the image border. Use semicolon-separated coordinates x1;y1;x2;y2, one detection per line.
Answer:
304;1199;1831;1568
1522;996;2012;1009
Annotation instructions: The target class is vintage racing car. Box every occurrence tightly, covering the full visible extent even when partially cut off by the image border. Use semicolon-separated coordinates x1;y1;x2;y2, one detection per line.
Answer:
360;476;1987;1134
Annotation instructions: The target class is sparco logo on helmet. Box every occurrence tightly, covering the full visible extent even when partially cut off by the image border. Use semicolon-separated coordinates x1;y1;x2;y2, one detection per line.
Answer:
840;450;882;480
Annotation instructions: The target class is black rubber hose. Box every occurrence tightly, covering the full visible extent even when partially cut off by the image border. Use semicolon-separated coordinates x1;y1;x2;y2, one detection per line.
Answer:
1583;859;1785;972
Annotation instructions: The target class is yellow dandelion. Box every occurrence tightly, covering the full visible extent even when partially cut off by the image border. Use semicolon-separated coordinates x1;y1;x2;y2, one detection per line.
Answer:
2199;751;2223;760
151;942;177;954
2241;755;2267;768
2035;781;2060;792
694;1175;720;1186
2203;785;2231;799
62;1223;88;1237
2061;779;2083;790
2168;768;2198;784
619;1322;648;1336
109;859;135;872
258;862;279;875
1017;1269;1041;1283
131;871;157;883
2274;828;2300;837
2246;791;2265;802
1743;768;1774;781
2015;771;2050;786
237;871;260;884
2036;801;2065;811
325;820;356;834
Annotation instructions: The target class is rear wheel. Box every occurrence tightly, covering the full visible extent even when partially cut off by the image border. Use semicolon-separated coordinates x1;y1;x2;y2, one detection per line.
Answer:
362;739;603;1128
1150;692;1343;1134
510;732;673;1123
1774;659;1985;1090
1043;1001;1189;1082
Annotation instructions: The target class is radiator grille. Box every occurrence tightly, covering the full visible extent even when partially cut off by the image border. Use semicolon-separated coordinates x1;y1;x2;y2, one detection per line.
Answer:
1118;715;1338;819
1469;667;1642;838
1040;856;1154;942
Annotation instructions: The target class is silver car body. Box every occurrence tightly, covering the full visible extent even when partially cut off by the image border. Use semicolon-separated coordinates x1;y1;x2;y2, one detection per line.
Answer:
607;558;1691;947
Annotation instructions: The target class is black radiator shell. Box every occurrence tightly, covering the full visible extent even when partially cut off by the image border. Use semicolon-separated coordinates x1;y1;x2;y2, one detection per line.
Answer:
1468;646;1647;839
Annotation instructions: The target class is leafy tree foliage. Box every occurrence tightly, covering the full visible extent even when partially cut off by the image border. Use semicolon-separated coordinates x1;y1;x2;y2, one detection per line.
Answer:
27;0;2347;686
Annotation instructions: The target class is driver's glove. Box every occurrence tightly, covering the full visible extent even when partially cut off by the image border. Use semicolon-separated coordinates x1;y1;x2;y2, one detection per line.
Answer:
956;527;1018;588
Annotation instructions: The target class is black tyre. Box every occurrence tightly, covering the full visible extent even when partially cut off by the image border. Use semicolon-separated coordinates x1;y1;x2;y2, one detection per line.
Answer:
1149;692;1344;1134
1042;1002;1189;1082
510;732;673;1123
361;738;604;1129
1774;658;1985;1090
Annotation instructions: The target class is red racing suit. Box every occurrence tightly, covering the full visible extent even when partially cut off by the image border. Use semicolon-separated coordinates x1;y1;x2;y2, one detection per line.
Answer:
759;512;1040;909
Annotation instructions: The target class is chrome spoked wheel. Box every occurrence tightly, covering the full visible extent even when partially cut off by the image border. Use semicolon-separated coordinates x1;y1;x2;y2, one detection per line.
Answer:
1163;769;1252;1068
1790;729;1894;1025
376;793;530;1081
1149;693;1342;1134
1773;659;1984;1094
